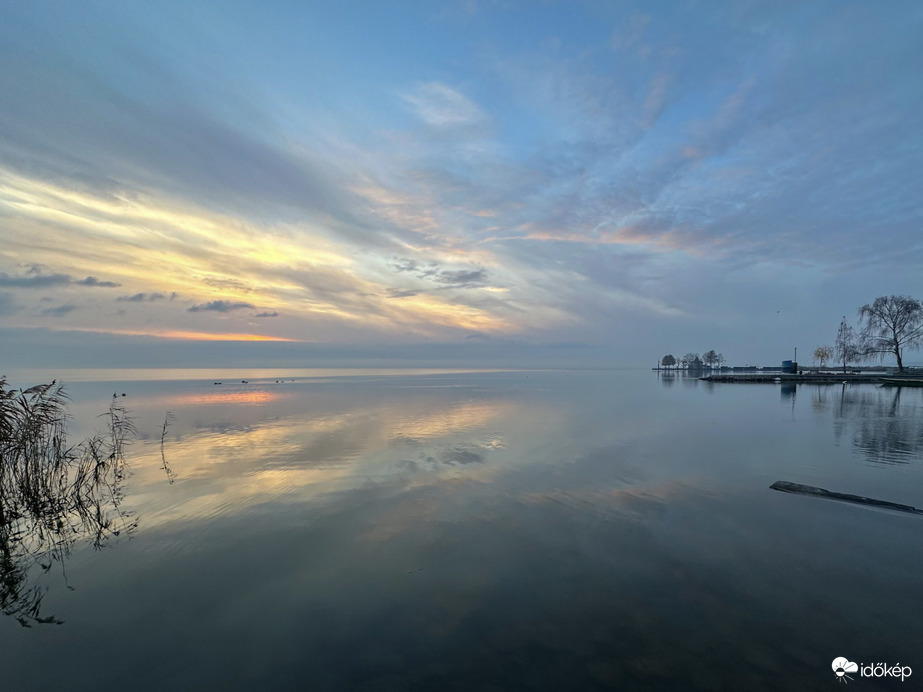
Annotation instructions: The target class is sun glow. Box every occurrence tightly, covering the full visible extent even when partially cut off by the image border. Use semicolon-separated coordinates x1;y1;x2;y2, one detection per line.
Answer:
0;166;522;340
36;326;301;342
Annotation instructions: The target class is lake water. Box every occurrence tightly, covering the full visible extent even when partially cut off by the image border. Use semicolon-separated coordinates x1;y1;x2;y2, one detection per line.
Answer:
2;368;922;690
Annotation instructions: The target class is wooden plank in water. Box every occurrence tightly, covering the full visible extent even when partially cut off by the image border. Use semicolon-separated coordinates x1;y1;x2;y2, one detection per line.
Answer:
770;481;923;516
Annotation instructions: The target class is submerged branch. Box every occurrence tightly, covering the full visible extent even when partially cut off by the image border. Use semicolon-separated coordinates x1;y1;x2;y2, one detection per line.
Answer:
160;411;176;484
770;480;923;516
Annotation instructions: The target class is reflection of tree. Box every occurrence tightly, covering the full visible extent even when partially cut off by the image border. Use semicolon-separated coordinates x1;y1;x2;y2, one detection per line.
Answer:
658;371;703;388
827;384;923;465
811;387;830;413
0;378;137;627
780;382;797;420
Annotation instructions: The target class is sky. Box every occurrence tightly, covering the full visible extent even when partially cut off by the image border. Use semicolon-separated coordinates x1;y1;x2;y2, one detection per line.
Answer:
1;0;921;369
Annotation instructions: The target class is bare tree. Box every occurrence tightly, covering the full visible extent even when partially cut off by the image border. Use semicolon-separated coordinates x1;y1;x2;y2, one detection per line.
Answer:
683;353;700;370
857;295;923;372
813;345;833;368
702;350;719;369
660;354;677;369
834;317;863;374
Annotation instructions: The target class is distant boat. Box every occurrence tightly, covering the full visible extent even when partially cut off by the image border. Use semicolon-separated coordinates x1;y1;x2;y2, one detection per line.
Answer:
880;378;923;387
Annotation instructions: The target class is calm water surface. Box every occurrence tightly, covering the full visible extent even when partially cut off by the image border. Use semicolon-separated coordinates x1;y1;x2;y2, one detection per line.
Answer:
2;369;922;690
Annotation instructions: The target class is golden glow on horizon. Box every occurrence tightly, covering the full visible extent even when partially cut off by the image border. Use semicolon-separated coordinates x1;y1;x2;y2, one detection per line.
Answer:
159;330;299;342
0;167;522;338
31;325;302;342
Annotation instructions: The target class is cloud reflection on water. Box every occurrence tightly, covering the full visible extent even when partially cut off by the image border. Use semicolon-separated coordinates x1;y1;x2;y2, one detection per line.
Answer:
127;376;923;535
5;372;923;690
124;386;535;530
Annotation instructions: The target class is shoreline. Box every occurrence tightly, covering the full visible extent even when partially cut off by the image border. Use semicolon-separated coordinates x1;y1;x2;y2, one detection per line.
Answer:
698;373;886;383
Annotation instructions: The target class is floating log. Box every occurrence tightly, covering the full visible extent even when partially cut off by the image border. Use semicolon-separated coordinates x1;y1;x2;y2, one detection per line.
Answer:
770;481;923;516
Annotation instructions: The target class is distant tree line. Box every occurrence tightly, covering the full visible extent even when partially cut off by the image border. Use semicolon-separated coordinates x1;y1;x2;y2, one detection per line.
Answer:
660;350;725;370
813;295;922;373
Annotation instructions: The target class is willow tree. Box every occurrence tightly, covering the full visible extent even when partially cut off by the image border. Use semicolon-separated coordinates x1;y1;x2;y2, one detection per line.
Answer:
813;345;833;368
858;295;923;372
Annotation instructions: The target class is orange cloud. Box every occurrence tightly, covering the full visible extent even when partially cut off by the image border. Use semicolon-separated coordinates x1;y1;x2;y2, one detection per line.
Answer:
156;330;298;342
521;225;704;255
40;326;301;342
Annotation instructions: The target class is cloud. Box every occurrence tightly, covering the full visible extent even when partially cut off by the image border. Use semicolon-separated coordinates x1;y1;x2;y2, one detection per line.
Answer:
403;82;487;129
254;311;279;318
0;21;374;248
77;276;120;287
117;292;167;302
203;277;253;293
391;259;436;277
0;272;71;287
610;11;651;53
188;300;255;313
0;271;120;288
642;72;673;126
40;304;78;317
386;288;418;299
0;2;920;366
0;293;16;315
390;258;489;289
435;269;488;288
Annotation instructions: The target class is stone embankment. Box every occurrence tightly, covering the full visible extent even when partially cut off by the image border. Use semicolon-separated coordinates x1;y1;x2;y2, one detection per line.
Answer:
700;373;883;384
